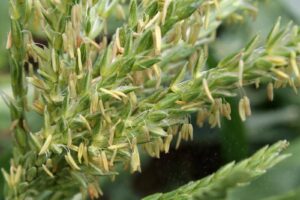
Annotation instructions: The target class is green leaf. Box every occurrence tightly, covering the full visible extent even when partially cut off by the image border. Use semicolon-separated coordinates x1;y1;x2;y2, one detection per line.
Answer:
133;57;161;71
128;0;138;28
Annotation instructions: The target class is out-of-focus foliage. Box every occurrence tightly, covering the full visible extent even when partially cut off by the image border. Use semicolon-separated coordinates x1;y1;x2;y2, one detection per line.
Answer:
143;140;290;200
0;1;11;198
0;0;11;129
0;1;9;70
230;138;300;200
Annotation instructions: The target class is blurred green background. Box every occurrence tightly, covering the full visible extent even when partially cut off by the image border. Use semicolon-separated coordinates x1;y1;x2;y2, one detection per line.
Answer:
1;1;300;200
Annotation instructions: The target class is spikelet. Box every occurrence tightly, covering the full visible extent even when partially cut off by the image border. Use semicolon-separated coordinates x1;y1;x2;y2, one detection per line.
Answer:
164;134;173;153
274;80;285;89
153;64;162;89
239;98;246;121
209;109;221;128
181;20;188;41
107;126;114;146
6;31;12;49
1;169;12;188
42;164;54;178
131;138;141;173
83;144;89;165
289;79;298;94
115;28;124;54
213;0;220;9
267;83;274;101
196;108;208;127
99;99;112;124
100;88;122;101
51;48;57;73
46;159;53;168
101;151;109;172
271;68;290;80
67;129;72;147
10;165;22;185
71;4;81;33
9;120;19;132
141;125;150;141
88;182;102;200
153;25;162;55
79;114;92;133
77;48;83;74
108;143;128;150
166;22;182;44
158;137;165;152
188;124;193;140
144;142;155;157
144;12;161;29
69;74;77;98
181;124;188;141
39;134;52;155
181;124;194;141
65;152;81;170
225;103;232;120
90;92;99;113
175;131;182;149
116;4;126;20
238;96;251;121
238;57;244;87
203;78;214;103
129;92;138;107
243;96;251;117
291;52;300;79
265;56;288;66
78;142;84;164
255;79;260;89
109;149;118;167
154;139;161;158
204;4;210;29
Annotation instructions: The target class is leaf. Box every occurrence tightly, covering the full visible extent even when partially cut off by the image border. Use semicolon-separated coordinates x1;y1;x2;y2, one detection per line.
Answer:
170;63;187;87
128;0;138;28
135;30;153;53
133;57;161;71
162;0;204;33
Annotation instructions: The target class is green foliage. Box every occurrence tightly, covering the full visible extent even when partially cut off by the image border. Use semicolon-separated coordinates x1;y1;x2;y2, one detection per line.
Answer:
143;140;290;200
0;1;10;70
2;0;300;199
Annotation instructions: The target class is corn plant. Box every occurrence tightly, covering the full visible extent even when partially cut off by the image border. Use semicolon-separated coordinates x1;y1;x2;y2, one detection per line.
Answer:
2;0;300;199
